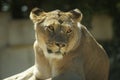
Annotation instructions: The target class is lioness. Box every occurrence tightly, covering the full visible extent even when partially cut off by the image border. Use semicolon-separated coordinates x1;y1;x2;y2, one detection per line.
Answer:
4;8;109;80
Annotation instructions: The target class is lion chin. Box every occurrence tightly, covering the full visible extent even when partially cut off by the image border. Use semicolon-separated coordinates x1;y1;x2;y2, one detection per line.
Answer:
46;50;64;59
46;48;65;59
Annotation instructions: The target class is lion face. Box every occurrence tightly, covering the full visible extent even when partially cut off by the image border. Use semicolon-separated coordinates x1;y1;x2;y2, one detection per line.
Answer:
30;8;83;58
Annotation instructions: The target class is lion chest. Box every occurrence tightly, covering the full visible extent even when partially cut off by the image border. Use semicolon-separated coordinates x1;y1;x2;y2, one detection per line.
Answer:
36;55;63;79
48;58;64;77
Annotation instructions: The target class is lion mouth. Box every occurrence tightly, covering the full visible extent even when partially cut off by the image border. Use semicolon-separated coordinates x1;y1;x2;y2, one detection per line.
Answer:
47;48;53;53
47;48;62;54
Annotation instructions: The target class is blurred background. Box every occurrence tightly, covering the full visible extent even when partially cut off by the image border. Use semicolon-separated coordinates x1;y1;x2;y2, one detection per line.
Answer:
0;0;120;80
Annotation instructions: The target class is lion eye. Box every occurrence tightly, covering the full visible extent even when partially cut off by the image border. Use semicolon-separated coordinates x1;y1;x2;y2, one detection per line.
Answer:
47;26;54;32
66;28;72;34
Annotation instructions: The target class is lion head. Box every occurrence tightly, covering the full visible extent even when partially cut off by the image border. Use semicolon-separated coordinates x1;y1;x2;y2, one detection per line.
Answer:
30;8;83;59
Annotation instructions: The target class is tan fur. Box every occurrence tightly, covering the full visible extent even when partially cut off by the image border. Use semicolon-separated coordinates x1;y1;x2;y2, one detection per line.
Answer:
4;8;109;80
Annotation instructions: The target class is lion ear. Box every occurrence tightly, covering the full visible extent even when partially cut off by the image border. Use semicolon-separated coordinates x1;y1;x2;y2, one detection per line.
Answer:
30;7;44;22
70;9;83;22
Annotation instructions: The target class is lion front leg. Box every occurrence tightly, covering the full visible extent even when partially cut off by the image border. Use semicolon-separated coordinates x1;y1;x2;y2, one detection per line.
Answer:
52;72;85;80
4;66;36;80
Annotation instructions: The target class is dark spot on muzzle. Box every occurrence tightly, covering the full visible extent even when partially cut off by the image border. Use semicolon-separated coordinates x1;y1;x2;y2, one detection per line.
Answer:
47;48;53;53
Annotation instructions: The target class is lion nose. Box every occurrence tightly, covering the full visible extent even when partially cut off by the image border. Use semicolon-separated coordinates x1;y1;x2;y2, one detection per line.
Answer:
55;42;66;48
